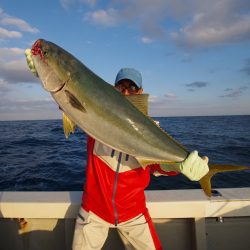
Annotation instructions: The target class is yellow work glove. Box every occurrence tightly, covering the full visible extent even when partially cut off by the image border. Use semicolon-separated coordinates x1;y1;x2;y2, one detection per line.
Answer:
25;49;38;77
179;151;209;181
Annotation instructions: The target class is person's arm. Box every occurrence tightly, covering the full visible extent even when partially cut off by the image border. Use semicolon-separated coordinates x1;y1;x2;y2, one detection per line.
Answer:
150;151;209;181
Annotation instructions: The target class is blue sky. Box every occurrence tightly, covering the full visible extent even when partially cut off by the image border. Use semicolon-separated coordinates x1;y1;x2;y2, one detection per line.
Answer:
0;0;250;121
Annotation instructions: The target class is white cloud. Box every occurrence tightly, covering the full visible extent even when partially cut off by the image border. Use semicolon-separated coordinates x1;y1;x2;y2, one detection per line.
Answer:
0;58;38;84
0;97;54;111
148;94;181;117
172;13;250;49
85;8;119;27
164;93;177;99
148;95;159;103
0;17;39;33
0;96;60;121
80;0;250;48
84;1;168;38
60;0;74;10
0;9;39;33
0;47;24;59
0;47;38;84
141;37;153;44
0;27;22;39
149;92;177;105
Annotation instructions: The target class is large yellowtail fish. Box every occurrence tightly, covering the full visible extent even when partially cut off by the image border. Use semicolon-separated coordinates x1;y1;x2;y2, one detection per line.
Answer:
26;39;248;197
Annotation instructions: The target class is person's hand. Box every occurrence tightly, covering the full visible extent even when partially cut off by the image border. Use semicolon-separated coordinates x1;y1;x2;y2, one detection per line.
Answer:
25;49;38;77
180;151;209;181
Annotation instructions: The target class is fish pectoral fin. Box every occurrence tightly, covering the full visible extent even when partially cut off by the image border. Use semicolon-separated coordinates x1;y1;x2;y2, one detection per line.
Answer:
63;112;76;138
199;164;249;197
65;90;87;113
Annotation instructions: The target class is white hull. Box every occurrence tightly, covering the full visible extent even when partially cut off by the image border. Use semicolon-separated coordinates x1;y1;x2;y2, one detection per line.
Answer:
1;188;250;250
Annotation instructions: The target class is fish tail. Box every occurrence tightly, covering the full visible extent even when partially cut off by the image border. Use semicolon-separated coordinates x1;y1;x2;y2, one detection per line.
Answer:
199;164;249;197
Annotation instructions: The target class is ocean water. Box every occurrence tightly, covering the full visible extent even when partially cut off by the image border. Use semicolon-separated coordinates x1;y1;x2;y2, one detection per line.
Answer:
0;115;250;191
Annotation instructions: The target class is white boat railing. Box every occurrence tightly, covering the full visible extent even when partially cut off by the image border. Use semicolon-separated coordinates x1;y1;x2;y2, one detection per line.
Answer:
1;188;250;250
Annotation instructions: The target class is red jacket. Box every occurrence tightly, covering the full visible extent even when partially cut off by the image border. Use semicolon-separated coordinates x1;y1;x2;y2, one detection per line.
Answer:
82;137;178;225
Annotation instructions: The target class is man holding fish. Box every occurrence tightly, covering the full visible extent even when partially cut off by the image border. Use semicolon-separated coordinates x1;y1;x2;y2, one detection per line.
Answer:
70;68;209;250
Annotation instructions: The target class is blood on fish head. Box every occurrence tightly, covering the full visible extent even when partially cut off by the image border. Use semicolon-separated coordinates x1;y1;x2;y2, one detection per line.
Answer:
31;39;46;63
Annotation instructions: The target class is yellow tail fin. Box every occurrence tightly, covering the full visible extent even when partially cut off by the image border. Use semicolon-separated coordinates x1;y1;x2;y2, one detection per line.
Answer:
199;164;249;197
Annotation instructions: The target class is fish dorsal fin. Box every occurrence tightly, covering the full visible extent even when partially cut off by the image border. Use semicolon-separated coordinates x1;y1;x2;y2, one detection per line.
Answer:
63;112;76;138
